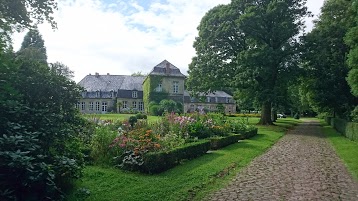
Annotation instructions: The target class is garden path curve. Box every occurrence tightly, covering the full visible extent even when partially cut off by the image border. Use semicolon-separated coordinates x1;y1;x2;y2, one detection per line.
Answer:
208;120;358;201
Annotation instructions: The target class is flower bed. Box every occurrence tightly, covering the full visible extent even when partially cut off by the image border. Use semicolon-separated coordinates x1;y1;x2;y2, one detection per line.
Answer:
86;112;256;173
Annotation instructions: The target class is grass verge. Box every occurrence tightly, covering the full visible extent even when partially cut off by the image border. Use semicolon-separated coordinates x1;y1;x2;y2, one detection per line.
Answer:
67;118;300;201
320;120;358;180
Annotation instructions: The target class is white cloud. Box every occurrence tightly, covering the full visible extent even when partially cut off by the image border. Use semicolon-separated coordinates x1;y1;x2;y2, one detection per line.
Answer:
12;0;324;82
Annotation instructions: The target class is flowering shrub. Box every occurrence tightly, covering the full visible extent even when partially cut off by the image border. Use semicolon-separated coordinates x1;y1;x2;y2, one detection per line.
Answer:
111;129;162;169
88;113;255;171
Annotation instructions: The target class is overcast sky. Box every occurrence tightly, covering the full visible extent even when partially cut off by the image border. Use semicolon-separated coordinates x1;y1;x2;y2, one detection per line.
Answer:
12;0;325;82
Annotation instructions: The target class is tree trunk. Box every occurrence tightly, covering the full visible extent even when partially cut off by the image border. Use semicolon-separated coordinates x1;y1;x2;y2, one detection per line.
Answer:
258;101;273;125
271;107;277;122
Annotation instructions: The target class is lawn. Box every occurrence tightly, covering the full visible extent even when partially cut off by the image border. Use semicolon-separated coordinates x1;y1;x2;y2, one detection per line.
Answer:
320;120;358;180
67;118;300;201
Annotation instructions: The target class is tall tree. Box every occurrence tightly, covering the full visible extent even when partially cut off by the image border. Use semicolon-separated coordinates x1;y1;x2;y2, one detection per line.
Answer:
50;61;74;79
187;0;309;124
302;0;357;119
16;28;48;63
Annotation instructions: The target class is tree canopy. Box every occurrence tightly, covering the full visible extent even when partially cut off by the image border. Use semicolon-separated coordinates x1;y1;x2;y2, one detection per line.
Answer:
16;28;48;63
187;0;309;124
302;0;357;119
0;0;57;34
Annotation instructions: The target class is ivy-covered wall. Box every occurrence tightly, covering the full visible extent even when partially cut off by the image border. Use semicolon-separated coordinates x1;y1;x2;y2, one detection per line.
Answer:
143;75;169;112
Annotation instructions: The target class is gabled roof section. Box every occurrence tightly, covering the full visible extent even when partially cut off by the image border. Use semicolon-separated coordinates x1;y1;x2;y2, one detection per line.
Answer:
78;74;146;91
149;60;186;77
184;90;233;98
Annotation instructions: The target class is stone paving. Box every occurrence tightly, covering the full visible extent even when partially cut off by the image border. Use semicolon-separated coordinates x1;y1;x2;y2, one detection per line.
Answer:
209;120;358;201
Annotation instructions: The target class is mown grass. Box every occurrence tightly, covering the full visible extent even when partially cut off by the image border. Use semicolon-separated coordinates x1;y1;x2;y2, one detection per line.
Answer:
320;120;358;180
67;118;300;201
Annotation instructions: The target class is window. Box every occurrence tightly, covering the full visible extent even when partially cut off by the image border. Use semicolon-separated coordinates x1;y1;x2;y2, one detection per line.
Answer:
207;97;211;103
215;97;218;103
173;81;179;93
132;91;138;98
102;102;107;112
122;101;127;109
132;101;137;108
155;82;162;92
89;102;94;111
95;102;100;111
139;102;144;111
96;90;100;98
226;98;231;103
81;102;86;110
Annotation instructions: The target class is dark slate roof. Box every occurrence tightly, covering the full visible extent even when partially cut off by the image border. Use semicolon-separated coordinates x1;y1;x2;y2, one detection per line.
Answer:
149;60;186;77
78;74;146;91
184;90;233;98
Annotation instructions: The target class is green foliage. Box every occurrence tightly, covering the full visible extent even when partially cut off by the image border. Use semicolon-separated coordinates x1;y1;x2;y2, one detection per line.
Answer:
143;75;168;112
328;118;358;141
66;118;297;201
344;0;358;97
210;134;242;150
141;140;211;173
294;113;300;119
0;0;57;35
16;28;48;63
128;116;138;127
302;0;357;119
90;126;121;166
188;0;309;125
0;37;86;200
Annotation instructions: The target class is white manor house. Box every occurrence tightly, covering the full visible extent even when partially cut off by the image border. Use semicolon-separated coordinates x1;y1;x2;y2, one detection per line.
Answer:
77;60;236;114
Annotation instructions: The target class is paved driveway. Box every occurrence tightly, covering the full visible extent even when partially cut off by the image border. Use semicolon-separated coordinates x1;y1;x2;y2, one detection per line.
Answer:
209;120;358;201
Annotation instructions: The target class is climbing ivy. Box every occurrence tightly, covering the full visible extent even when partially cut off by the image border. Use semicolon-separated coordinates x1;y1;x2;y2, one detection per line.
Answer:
143;75;169;112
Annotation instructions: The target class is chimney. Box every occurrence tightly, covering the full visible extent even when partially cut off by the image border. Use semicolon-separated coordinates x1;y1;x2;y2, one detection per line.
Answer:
95;72;99;77
107;73;110;75
166;62;170;74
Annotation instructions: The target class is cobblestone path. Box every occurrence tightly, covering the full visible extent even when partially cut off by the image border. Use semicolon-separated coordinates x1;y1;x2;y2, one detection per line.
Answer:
209;120;358;201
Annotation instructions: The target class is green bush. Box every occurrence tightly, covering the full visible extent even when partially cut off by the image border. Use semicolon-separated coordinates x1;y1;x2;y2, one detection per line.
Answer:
329;118;358;141
140;140;211;173
210;134;242;150
128;116;138;127
90;126;121;166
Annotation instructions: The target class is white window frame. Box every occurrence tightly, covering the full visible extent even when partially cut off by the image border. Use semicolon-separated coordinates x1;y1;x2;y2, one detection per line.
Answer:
95;102;100;111
132;91;138;98
89;102;94;111
102;102;107;112
122;101;128;109
139;102;144;111
132;101;137;108
173;81;179;94
81;102;86;110
155;82;162;92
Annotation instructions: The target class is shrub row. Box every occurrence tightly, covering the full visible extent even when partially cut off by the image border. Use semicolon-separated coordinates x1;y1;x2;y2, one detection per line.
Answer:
226;113;261;118
325;117;358;141
140;128;259;173
210;134;243;150
140;140;211;173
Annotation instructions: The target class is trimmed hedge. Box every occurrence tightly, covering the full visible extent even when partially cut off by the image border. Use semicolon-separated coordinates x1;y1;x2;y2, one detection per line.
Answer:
210;134;243;150
325;117;358;142
140;140;211;173
210;128;258;150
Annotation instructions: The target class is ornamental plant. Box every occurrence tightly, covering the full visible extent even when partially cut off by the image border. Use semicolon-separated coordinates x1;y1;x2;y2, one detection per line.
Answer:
111;129;162;170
